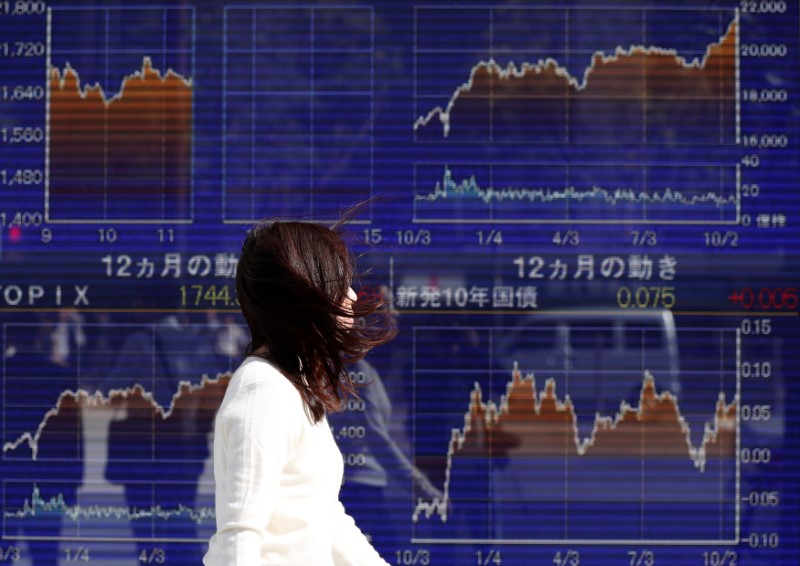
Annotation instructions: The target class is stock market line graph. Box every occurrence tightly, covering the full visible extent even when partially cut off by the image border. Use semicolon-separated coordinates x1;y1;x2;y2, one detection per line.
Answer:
0;0;797;564
1;322;233;552
413;163;741;224
45;6;195;223
4;484;215;527
412;7;741;226
48;58;193;223
414;7;737;144
410;324;743;548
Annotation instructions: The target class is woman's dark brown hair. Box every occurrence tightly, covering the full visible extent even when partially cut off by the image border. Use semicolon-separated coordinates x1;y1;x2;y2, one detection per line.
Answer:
235;216;396;422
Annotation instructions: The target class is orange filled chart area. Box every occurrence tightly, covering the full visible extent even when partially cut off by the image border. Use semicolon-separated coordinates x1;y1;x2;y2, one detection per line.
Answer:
414;7;737;145
411;325;739;544
45;7;194;223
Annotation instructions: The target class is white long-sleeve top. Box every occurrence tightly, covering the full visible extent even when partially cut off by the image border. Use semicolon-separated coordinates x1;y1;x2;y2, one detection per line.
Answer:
204;356;390;565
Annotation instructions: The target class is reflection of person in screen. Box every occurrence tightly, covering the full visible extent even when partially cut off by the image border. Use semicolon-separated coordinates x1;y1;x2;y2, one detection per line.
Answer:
203;217;397;565
104;315;223;565
2;311;85;566
330;358;442;546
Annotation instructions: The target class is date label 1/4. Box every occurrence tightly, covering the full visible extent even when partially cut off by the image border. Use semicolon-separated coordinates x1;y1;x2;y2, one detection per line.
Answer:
477;230;503;245
64;547;90;562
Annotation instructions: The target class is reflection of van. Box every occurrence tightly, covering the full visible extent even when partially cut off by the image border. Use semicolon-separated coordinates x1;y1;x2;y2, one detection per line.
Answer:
496;309;679;416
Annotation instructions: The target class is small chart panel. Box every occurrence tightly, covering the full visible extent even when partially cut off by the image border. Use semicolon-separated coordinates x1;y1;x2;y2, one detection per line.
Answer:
222;6;374;223
411;324;739;544
45;6;195;224
413;6;737;145
413;162;741;224
1;322;235;547
411;6;740;225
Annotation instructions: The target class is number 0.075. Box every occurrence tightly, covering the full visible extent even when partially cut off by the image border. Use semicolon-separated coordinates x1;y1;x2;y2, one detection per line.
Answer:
617;286;676;309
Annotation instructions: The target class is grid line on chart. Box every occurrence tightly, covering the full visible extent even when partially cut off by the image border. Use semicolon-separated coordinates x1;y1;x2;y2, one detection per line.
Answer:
410;325;739;543
222;5;374;224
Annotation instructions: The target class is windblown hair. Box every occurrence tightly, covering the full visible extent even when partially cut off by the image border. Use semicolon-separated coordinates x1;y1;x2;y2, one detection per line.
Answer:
236;217;397;422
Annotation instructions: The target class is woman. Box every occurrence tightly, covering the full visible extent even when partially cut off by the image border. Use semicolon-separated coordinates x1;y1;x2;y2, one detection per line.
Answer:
204;218;397;565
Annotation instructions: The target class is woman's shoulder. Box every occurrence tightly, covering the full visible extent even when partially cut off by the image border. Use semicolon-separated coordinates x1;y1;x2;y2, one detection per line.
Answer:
234;356;287;383
224;357;301;406
217;357;307;441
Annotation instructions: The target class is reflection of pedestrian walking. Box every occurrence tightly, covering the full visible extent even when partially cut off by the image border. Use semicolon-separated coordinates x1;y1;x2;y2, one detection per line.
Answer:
104;317;227;565
331;359;441;547
2;312;85;566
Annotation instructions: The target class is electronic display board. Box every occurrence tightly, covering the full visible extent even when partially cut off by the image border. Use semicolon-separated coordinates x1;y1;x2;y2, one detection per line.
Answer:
1;1;798;564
